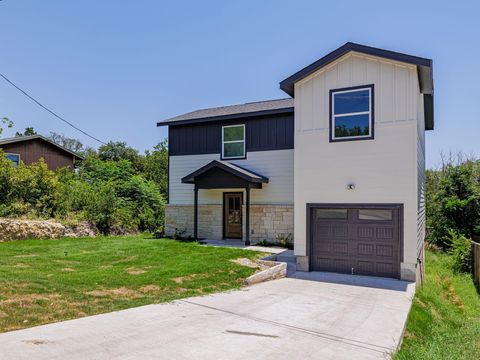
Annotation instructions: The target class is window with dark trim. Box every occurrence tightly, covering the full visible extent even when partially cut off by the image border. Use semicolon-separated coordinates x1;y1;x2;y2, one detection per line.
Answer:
222;124;245;159
315;208;348;220
330;84;374;142
5;153;20;166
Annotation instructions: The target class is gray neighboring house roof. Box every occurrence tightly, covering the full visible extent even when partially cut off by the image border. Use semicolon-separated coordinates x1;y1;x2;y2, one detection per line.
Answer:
157;98;294;127
0;135;85;160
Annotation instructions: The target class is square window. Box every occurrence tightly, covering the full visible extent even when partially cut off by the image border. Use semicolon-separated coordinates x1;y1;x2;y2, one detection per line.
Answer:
222;125;245;159
330;85;374;141
5;153;20;166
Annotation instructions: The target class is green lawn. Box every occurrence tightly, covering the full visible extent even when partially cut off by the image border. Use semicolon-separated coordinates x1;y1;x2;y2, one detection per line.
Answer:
394;250;480;359
0;235;265;333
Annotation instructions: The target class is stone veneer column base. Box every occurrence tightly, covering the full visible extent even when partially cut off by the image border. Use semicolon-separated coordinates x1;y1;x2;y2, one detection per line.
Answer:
165;204;222;239
165;204;294;242
295;256;310;271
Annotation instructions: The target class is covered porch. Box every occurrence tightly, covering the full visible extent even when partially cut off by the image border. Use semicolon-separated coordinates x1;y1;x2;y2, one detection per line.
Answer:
181;160;269;245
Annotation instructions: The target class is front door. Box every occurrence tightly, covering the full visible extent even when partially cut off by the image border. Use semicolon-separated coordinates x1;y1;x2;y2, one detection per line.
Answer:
224;193;243;239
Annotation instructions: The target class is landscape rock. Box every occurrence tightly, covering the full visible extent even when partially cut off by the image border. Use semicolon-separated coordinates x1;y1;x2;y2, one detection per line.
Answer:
0;218;99;242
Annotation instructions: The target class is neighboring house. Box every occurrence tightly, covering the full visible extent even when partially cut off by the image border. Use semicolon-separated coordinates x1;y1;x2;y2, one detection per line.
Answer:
0;135;83;170
157;42;434;281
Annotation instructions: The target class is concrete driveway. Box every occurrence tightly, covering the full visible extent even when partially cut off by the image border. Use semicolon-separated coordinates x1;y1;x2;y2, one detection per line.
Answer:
0;273;414;360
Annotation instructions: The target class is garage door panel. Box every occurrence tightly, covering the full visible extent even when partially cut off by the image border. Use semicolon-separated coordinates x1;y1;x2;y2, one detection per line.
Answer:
332;242;349;255
315;257;352;274
376;244;394;257
310;206;401;279
357;226;375;239
376;227;394;240
376;262;395;276
356;260;375;274
358;243;375;256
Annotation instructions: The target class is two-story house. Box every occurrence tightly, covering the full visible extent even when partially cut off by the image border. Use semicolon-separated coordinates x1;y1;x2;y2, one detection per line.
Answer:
157;42;434;282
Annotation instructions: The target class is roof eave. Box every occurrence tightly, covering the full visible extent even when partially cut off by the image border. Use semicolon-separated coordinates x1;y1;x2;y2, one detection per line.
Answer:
157;107;294;127
181;160;269;184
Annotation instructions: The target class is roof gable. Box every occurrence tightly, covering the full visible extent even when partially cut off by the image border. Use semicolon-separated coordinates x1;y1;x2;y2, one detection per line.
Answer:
279;42;434;131
0;135;84;160
280;42;433;97
181;160;269;186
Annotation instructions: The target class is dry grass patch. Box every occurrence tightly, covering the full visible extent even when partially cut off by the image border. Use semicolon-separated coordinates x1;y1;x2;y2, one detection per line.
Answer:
139;285;161;293
0;235;265;333
85;287;143;299
13;263;30;268
126;268;147;275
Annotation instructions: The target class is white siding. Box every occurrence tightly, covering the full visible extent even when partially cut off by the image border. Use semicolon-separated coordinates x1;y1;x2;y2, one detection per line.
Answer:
293;53;420;270
417;94;426;258
296;52;418;132
169;149;294;205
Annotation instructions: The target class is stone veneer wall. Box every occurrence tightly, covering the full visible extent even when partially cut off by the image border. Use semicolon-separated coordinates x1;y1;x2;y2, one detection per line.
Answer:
164;204;294;242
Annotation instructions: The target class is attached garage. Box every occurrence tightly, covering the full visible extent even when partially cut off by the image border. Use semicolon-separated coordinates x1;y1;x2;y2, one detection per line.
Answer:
308;204;403;279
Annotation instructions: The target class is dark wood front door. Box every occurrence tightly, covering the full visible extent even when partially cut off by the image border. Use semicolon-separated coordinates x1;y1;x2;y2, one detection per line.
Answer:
224;193;243;239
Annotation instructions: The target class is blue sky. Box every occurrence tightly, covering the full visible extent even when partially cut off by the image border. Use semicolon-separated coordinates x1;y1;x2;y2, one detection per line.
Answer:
0;0;478;168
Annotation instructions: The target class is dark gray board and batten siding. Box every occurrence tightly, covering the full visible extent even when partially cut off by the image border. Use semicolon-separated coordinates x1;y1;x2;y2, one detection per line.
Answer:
168;113;294;156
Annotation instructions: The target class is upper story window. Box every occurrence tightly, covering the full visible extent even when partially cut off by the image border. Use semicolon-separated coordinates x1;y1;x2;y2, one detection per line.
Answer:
222;124;245;159
330;84;374;142
5;153;20;166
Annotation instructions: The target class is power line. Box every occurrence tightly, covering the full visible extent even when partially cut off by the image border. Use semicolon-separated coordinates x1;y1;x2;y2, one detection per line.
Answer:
0;72;106;144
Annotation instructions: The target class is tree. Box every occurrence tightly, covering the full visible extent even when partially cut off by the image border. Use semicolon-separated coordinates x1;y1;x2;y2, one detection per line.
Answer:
15;127;37;137
98;141;144;171
49;132;85;154
144;139;168;199
0;117;13;137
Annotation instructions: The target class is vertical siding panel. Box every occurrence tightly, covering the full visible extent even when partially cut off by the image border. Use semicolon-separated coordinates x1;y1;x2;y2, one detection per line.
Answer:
395;65;408;121
300;81;314;130
325;65;337;129
380;61;394;123
337;58;350;88
366;58;380;121
312;72;325;129
351;55;367;85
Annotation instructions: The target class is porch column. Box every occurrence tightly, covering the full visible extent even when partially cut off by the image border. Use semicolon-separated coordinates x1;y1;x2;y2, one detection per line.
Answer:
245;184;251;246
194;185;198;241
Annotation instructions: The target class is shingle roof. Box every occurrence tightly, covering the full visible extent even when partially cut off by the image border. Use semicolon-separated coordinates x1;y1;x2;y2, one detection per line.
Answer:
0;135;84;160
157;98;293;126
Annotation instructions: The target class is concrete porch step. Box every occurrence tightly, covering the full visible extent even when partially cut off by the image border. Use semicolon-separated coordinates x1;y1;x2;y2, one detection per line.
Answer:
275;250;295;263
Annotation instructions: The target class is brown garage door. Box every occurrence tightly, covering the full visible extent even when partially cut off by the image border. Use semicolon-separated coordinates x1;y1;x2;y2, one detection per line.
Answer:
310;205;402;279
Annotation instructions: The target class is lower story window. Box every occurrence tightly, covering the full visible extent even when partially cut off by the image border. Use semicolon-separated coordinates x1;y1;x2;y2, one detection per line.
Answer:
5;153;20;166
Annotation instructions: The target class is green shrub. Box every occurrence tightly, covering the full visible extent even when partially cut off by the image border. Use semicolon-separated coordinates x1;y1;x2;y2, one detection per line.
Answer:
427;158;480;248
1;147;166;235
447;229;472;273
276;233;294;249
